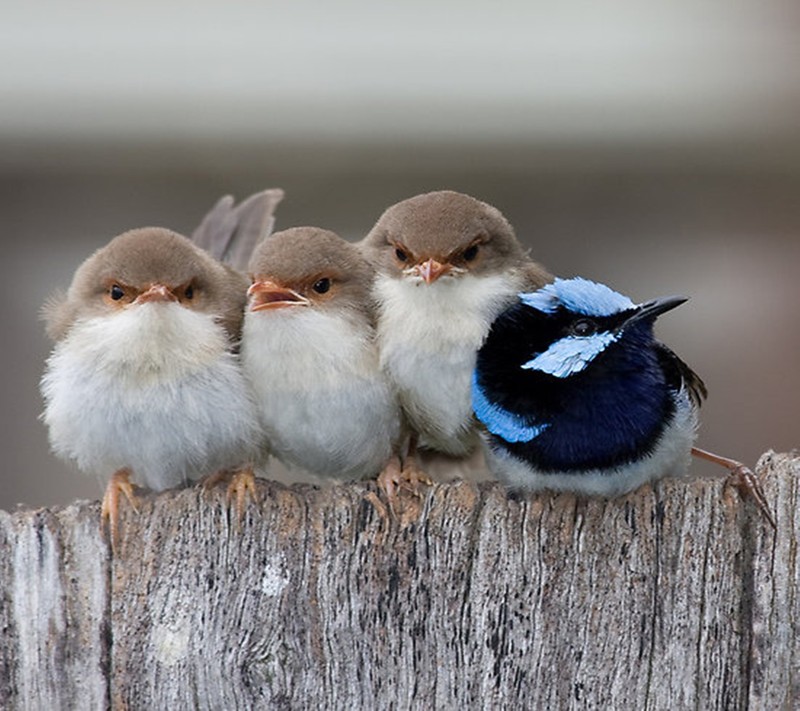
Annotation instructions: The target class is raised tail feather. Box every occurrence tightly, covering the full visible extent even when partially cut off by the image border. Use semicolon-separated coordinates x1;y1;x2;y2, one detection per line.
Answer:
191;188;285;271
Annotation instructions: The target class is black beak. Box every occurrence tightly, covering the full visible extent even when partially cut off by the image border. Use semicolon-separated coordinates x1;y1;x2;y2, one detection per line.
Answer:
620;295;688;329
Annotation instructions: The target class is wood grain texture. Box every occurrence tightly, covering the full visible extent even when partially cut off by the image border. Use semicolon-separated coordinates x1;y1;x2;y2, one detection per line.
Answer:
0;502;109;710
1;451;798;709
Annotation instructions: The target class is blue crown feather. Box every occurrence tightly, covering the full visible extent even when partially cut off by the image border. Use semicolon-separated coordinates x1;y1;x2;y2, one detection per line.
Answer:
471;372;549;443
520;277;635;317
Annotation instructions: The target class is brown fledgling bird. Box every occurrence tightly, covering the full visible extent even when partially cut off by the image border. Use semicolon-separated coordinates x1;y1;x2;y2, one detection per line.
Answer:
242;227;402;483
40;227;263;546
361;190;552;495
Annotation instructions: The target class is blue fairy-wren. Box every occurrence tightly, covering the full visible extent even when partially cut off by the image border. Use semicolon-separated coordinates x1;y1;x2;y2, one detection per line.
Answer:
472;277;775;526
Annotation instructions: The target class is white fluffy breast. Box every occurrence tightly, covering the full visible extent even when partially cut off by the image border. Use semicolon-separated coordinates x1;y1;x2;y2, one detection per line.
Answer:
373;271;521;455
41;304;261;490
241;307;400;479
57;303;231;385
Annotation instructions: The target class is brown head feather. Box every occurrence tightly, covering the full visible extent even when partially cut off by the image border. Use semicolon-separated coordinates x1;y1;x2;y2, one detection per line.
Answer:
43;227;248;342
361;190;549;287
248;226;374;317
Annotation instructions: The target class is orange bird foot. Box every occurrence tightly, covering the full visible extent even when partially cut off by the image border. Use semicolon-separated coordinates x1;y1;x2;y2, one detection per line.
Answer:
202;466;260;526
376;455;433;527
101;468;140;552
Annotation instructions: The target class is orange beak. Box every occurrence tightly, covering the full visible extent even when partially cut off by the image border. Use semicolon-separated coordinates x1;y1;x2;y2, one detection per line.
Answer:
248;280;309;311
415;258;450;284
136;284;177;304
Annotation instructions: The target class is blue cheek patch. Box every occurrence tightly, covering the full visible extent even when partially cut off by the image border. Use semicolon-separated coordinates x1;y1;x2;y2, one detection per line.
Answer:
471;372;549;443
522;331;619;378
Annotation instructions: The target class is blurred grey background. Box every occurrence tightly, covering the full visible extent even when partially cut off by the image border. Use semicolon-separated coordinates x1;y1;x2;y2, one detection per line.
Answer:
3;1;799;511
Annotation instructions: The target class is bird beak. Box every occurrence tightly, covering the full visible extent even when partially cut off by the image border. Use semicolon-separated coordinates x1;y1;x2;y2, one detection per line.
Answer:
135;284;177;304
413;258;450;284
248;280;310;311
622;295;688;328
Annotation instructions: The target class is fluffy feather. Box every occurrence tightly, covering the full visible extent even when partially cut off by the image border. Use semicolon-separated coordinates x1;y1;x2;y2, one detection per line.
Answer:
242;306;399;479
40;226;259;497
361;190;552;462
373;269;523;455
242;226;401;481
41;304;261;490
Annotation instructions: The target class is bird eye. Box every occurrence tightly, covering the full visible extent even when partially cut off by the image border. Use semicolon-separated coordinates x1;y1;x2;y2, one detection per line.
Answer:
312;277;331;294
463;244;479;262
184;284;194;300
394;247;408;262
571;319;597;337
110;284;124;301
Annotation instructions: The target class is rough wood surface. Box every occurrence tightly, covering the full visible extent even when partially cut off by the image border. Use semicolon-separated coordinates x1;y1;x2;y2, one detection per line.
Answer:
1;451;798;709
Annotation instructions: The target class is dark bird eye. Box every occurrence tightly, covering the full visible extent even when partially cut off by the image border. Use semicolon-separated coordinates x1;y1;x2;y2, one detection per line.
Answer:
312;277;331;294
184;284;194;300
463;244;479;262
110;284;124;301
395;247;408;262
571;319;597;337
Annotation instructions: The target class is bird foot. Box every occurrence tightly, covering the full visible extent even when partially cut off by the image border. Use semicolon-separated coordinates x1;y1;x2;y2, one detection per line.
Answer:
375;456;432;527
723;464;777;531
101;469;139;552
202;467;260;526
692;447;776;530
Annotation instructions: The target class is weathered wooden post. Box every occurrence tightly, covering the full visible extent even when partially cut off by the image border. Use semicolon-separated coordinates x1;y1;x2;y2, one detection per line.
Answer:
1;451;797;709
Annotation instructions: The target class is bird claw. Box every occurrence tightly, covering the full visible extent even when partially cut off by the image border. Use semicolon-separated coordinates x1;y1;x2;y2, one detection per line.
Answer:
692;447;776;530
363;491;389;521
376;457;402;505
375;456;432;527
398;468;433;496
228;468;259;525
724;464;777;531
101;469;139;553
202;467;259;527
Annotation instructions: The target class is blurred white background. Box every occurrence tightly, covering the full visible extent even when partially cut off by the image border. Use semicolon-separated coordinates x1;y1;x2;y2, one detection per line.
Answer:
2;1;798;510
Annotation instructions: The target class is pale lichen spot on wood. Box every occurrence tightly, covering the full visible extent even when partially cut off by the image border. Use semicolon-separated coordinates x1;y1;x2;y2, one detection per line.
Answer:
261;555;289;597
152;616;191;667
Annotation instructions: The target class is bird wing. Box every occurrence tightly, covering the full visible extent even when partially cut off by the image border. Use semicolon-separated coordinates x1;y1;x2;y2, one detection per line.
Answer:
655;343;708;408
191;188;285;270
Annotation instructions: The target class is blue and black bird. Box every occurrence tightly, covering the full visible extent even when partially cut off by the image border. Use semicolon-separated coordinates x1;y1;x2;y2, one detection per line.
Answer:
472;276;711;497
472;276;775;527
